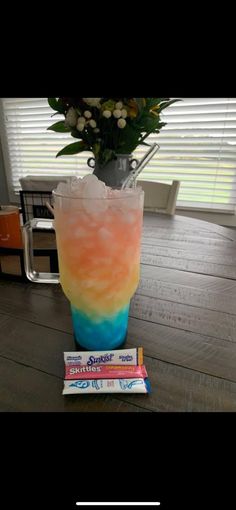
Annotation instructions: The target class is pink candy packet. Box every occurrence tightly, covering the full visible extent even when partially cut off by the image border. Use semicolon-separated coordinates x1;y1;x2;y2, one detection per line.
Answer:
65;364;148;380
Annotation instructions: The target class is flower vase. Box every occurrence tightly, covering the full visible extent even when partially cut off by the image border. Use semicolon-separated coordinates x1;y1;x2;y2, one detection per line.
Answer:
87;154;138;188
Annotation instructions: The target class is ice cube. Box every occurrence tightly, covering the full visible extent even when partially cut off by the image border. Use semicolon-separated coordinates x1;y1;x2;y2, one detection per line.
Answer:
80;175;109;214
54;182;69;195
70;176;84;196
82;174;107;199
98;227;113;240
124;212;136;224
82;198;108;215
67;216;78;225
82;174;98;184
74;227;88;238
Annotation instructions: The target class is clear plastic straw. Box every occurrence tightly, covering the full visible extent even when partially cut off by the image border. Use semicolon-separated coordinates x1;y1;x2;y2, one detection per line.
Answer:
121;143;160;189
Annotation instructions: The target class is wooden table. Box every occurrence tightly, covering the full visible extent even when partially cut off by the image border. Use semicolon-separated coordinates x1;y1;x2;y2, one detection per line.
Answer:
0;212;236;412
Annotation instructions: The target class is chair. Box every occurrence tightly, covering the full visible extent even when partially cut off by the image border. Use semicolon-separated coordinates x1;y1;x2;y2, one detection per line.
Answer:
19;190;54;223
19;175;71;222
137;180;180;215
19;175;70;192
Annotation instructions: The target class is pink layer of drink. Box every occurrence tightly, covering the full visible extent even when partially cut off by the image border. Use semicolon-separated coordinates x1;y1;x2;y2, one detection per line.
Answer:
65;364;148;380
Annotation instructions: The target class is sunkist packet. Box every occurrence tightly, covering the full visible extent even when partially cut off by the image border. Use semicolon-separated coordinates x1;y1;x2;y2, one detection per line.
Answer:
62;348;151;395
64;347;143;366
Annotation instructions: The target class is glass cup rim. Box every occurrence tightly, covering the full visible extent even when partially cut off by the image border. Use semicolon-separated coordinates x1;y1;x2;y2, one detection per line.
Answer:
52;185;144;200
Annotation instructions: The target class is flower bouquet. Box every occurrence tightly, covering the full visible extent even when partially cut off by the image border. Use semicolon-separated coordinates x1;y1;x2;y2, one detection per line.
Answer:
47;97;178;187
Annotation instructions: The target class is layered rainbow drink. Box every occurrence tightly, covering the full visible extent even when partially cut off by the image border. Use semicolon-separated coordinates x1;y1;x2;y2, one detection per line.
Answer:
53;175;144;350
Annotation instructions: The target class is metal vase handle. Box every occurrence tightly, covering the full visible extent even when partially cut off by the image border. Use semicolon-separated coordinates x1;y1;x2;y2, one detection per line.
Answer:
129;158;139;169
88;156;138;170
22;218;59;284
87;157;96;168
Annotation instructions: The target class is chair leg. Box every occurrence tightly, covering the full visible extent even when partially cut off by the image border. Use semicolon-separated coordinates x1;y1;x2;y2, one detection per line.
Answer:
49;251;59;273
19;251;28;281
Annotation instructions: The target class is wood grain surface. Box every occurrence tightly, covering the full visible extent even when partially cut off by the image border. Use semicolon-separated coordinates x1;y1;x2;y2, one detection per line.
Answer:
0;212;236;412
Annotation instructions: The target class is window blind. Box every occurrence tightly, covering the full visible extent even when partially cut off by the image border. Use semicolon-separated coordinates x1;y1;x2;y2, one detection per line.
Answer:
1;97;236;212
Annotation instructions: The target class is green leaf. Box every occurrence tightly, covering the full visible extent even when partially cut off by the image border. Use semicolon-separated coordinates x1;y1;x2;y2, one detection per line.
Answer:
158;98;181;112
93;142;101;158
47;121;71;133
99;149;116;166
134;98;145;112
117;123;140;153
145;98;163;110
139;140;151;146
57;98;67;114
48;98;59;111
48;97;65;114
70;129;83;139
56;141;88;158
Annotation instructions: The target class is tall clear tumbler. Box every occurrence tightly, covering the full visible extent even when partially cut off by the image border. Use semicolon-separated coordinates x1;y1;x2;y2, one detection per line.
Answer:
53;187;144;350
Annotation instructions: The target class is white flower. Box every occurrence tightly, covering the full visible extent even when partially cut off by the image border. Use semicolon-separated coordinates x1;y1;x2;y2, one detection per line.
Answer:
77;116;86;125
113;109;122;119
65;107;78;127
77;123;85;132
103;110;112;119
89;119;97;128
84;110;92;119
94;128;100;133
82;98;101;107
117;118;126;128
115;101;123;109
121;108;128;118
